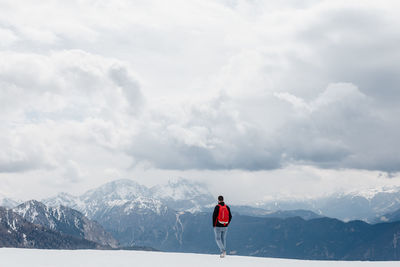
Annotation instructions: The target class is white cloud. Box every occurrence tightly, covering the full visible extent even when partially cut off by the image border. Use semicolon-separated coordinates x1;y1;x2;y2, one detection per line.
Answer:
124;81;399;172
274;92;312;112
62;160;84;183
0;27;18;46
0;0;399;202
0;50;143;175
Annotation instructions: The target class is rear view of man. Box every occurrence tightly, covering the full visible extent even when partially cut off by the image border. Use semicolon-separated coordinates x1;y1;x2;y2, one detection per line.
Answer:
212;195;232;258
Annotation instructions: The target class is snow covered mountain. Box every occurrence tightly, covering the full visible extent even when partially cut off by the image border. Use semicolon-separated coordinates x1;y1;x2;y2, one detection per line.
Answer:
44;192;79;209
10;179;400;259
92;198;177;248
39;178;400;223
0;207;99;249
258;186;400;222
43;178;214;215
78;179;155;218
43;179;187;248
13;200;118;248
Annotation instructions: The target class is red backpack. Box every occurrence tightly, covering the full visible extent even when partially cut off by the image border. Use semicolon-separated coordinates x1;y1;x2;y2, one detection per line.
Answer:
217;204;229;226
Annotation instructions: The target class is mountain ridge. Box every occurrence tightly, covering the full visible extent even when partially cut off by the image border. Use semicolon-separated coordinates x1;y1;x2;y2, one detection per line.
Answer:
13;200;118;248
5;178;400;222
0;207;100;249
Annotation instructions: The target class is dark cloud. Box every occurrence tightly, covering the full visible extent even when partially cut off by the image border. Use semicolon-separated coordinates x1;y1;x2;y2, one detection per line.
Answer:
295;6;400;104
109;66;144;113
126;82;400;172
0;159;41;173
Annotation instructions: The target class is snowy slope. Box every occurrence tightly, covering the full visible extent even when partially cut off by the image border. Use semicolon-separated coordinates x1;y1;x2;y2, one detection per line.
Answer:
0;248;398;267
44;192;79;208
43;178;214;216
77;179;155;218
0;208;99;249
13;200;118;248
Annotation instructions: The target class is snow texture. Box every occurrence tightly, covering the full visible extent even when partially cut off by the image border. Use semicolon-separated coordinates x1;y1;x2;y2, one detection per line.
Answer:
0;248;398;267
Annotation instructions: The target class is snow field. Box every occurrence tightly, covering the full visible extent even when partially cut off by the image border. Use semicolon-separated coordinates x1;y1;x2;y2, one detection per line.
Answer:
0;248;398;267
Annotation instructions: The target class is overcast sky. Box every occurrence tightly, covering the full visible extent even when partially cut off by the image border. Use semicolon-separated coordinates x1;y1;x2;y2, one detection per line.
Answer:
1;0;400;204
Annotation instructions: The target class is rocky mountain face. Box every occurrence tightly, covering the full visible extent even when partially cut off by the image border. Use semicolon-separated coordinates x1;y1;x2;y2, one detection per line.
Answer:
13;200;118;248
95;200;179;248
0;207;99;249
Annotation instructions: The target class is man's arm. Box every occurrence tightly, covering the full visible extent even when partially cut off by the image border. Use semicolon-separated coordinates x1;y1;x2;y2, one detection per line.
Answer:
227;206;232;223
212;205;219;227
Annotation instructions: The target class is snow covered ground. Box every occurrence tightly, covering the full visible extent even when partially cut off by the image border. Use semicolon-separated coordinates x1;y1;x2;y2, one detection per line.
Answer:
0;248;399;267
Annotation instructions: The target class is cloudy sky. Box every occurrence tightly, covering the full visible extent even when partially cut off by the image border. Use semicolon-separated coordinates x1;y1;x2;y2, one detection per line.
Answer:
1;0;400;204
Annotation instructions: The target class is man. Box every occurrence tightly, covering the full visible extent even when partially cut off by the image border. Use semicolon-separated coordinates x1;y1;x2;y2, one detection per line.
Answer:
212;195;232;258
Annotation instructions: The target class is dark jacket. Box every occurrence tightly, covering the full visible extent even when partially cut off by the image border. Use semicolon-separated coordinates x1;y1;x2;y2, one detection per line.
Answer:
212;202;232;227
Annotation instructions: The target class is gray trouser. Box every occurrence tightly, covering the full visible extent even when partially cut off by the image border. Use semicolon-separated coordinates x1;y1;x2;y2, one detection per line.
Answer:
214;227;228;252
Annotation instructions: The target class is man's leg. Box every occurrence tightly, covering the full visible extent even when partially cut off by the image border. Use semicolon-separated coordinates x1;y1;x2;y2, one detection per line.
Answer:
221;227;228;252
214;227;224;252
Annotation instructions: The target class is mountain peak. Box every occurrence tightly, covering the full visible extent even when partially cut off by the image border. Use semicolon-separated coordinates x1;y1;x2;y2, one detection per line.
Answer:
346;185;400;200
14;200;50;222
43;192;79;209
81;179;151;203
17;199;48;210
43;178;215;215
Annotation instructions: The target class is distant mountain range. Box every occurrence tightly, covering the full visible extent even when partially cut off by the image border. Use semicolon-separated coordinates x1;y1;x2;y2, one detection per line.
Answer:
41;179;400;222
43;179;215;216
3;178;400;260
4;179;400;222
43;179;214;248
162;212;400;260
39;179;327;250
257;187;400;222
229;206;322;220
